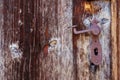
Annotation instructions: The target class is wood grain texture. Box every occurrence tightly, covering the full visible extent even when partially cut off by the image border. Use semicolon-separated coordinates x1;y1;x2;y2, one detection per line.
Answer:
3;0;22;80
1;0;119;80
111;0;118;80
39;0;74;80
73;1;111;80
117;0;120;80
3;0;74;80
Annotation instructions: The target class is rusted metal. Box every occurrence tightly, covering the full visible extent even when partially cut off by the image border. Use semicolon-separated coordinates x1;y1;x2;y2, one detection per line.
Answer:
90;36;102;65
73;24;100;35
73;19;102;65
90;20;102;65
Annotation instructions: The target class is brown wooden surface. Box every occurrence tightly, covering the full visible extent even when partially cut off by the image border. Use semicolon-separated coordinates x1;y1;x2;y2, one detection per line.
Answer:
73;0;111;80
3;0;74;80
117;0;120;80
111;0;118;80
0;0;120;80
116;0;120;80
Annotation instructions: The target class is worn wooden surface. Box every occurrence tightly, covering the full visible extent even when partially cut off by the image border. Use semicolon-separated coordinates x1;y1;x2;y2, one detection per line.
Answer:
117;0;120;80
73;1;111;80
0;0;120;80
0;0;4;80
3;0;74;80
111;0;118;80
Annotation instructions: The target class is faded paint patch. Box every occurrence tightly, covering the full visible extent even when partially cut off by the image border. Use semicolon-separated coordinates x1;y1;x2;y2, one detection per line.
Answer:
9;42;23;59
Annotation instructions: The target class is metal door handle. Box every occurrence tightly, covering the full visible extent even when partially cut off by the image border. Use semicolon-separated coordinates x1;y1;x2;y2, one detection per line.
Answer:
74;28;92;34
73;23;101;36
73;19;102;65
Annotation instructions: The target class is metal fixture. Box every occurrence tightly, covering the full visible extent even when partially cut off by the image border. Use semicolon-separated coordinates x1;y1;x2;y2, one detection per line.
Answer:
73;19;102;65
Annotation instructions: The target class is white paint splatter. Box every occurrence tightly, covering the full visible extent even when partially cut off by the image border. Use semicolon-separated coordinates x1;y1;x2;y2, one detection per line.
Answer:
9;42;23;59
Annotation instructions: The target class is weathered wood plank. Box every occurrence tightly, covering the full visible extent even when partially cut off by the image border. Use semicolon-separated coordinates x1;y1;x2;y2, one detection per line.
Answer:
3;0;74;80
117;0;120;80
111;0;118;80
3;0;24;80
0;0;4;80
1;0;119;80
39;0;75;80
73;1;111;80
73;1;90;80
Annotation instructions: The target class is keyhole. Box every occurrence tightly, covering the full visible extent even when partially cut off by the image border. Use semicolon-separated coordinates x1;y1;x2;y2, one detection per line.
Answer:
94;48;98;56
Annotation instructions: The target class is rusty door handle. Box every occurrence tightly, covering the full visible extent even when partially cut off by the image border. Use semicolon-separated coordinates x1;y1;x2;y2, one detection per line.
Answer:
73;28;92;34
73;23;101;36
73;20;102;65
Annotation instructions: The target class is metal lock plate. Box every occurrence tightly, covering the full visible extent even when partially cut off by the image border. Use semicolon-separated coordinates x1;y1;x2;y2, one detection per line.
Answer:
90;36;102;65
73;19;102;65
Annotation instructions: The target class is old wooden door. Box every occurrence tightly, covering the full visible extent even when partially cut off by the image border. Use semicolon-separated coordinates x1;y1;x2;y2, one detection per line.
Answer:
0;0;119;80
73;0;118;80
73;1;111;80
1;0;75;80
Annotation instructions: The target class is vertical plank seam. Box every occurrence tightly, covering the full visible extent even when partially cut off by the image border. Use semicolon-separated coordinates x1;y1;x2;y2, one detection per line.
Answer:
111;0;118;80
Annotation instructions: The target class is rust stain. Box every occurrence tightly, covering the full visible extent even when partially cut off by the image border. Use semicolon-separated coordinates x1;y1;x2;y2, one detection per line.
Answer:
43;44;49;57
45;27;49;39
